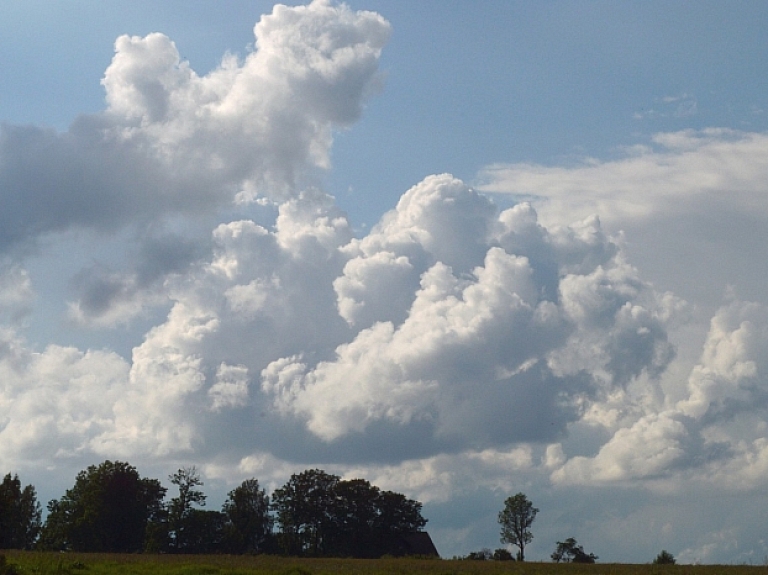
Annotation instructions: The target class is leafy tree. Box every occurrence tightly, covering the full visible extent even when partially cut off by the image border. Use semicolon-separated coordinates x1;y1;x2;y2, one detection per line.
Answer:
168;466;207;552
498;493;538;561
222;478;272;554
374;489;427;534
0;473;41;549
182;509;227;554
271;469;428;557
325;478;378;556
38;461;165;552
493;548;514;561
372;488;427;557
551;537;597;563
653;550;676;564
272;469;340;556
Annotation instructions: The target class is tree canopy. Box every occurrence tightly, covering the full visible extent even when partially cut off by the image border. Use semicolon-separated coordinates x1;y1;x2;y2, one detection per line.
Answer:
653;550;676;564
38;460;166;552
222;478;272;554
271;469;427;557
498;492;538;561
551;537;598;563
0;473;41;549
28;462;429;557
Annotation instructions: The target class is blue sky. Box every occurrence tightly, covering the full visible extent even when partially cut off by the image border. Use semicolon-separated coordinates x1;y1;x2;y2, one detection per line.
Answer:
2;0;768;564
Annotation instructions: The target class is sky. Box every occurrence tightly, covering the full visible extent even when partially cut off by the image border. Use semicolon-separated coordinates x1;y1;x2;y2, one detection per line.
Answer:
1;0;768;564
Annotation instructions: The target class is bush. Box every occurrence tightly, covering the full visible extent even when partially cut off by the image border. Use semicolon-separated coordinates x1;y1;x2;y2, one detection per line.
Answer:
463;548;492;560
653;550;676;565
0;555;21;575
493;548;514;561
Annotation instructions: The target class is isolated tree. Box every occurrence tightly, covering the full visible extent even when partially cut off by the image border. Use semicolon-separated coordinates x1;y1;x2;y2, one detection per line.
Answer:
653;550;676;564
551;537;597;563
498;492;538;561
168;466;207;552
223;478;272;554
0;473;41;549
38;460;165;552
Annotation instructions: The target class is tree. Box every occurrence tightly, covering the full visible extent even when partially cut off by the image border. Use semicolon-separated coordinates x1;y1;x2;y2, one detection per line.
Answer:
551;537;597;563
0;473;41;549
168;466;207;552
374;489;427;534
326;478;379;557
38;461;166;552
653;550;676;565
493;548;514;561
222;478;272;554
372;488;428;557
181;509;227;554
271;469;428;558
271;469;340;556
498;493;538;561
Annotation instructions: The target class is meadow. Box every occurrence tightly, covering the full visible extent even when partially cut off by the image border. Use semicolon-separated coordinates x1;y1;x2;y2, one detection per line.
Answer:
3;552;768;575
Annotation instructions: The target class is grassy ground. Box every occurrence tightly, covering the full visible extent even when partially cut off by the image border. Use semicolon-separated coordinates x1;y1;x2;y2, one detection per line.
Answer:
3;551;767;575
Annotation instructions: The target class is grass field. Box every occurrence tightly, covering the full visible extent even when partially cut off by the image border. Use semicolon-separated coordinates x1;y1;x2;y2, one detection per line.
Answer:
3;551;768;575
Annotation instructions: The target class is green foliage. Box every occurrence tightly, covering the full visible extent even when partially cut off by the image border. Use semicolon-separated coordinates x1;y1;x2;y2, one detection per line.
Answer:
222;479;273;554
26;461;429;558
271;469;428;558
272;469;339;556
37;460;166;552
551;537;597;563
492;548;513;561
0;555;22;575
168;467;208;553
653;550;676;565
498;493;538;562
0;473;42;549
460;548;513;562
463;549;492;561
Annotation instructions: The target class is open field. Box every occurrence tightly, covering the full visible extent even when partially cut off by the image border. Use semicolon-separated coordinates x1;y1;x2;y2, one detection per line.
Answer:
3;552;768;575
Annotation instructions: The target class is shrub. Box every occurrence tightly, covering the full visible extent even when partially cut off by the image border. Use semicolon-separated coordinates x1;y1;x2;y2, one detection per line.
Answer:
653;550;676;564
0;555;21;575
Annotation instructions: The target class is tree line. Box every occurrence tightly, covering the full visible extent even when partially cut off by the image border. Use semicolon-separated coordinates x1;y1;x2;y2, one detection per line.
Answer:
0;461;427;557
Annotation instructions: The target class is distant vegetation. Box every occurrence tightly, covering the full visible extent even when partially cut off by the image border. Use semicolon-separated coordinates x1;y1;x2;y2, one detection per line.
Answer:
1;461;682;564
2;461;427;558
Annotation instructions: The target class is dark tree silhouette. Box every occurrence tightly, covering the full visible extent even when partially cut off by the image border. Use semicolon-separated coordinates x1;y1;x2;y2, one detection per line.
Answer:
38;460;165;552
271;469;428;557
222;478;272;553
551;537;598;563
498;492;538;561
271;469;340;555
653;550;676;564
168;466;207;552
0;473;41;549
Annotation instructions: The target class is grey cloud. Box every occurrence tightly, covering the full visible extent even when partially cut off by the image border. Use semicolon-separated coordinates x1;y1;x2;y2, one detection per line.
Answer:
68;232;209;325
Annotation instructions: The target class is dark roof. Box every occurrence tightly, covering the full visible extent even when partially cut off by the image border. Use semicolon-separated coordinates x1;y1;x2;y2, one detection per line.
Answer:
397;531;440;557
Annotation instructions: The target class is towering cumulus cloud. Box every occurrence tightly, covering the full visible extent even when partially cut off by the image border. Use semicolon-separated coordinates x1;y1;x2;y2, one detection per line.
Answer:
262;175;675;448
0;0;390;251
